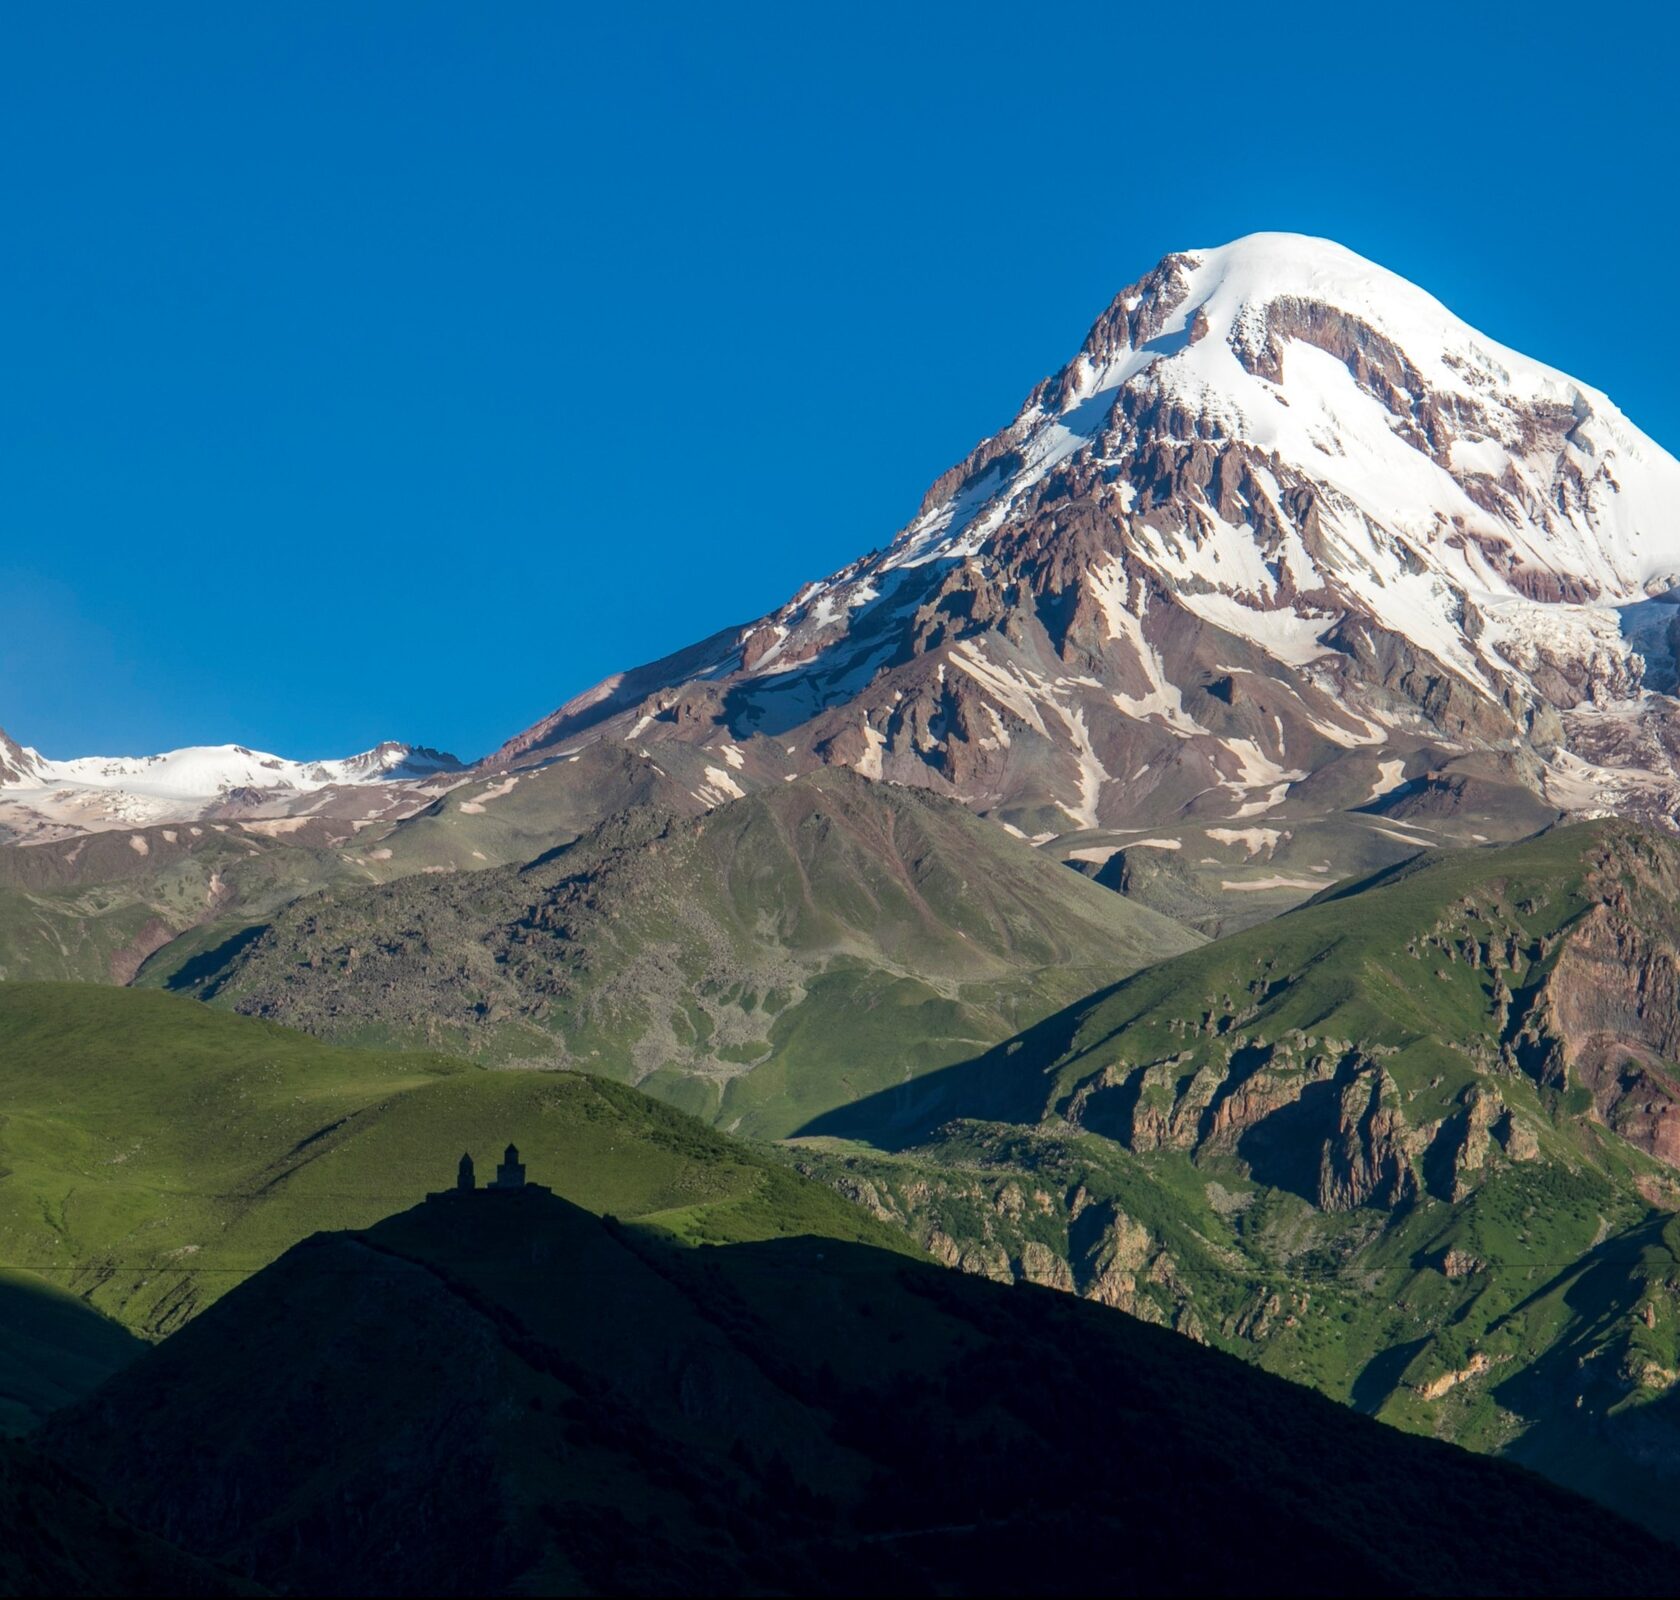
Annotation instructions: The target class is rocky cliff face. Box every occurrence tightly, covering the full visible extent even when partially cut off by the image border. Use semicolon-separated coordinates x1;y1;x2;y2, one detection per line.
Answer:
1515;834;1680;1164
1041;824;1680;1192
486;234;1680;847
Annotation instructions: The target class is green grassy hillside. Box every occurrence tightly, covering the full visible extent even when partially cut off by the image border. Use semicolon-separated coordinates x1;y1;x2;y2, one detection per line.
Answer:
45;1186;1678;1597
0;821;344;986
178;771;1201;1136
793;821;1680;1538
0;982;912;1345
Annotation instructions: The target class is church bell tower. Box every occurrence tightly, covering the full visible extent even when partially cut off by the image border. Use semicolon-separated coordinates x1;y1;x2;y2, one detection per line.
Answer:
494;1143;526;1190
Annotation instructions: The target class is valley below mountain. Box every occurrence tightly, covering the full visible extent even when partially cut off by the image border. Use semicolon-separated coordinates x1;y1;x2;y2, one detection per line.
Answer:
790;820;1680;1533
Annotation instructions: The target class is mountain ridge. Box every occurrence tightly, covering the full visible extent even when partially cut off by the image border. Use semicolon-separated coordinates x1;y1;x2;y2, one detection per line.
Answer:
175;768;1202;1133
12;235;1680;911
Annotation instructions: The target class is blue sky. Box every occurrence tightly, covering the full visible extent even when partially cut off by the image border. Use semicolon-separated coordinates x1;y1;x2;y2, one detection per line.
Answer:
2;2;1675;760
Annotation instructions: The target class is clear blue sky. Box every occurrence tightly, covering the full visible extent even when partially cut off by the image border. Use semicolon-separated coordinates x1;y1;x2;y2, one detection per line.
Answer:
2;2;1675;760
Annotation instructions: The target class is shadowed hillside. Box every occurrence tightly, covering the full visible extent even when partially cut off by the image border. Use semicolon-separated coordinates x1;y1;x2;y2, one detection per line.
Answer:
0;1267;143;1434
44;1186;1679;1597
0;1436;239;1596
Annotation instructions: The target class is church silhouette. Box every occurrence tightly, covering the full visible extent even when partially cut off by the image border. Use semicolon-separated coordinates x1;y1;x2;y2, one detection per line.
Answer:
429;1143;552;1201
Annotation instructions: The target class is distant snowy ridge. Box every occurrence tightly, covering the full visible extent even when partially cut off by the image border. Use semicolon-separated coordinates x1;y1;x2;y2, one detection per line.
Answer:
0;736;460;798
0;728;464;844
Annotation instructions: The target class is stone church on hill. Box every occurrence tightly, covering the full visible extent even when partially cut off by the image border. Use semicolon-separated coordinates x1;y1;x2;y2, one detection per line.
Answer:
429;1143;552;1201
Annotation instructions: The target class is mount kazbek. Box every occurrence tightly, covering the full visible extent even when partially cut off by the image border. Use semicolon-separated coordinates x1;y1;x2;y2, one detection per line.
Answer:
9;232;1680;897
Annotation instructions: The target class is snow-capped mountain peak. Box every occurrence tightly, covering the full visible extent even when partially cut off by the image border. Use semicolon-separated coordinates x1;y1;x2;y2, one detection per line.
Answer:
18;237;1673;856
487;233;1680;841
895;231;1678;606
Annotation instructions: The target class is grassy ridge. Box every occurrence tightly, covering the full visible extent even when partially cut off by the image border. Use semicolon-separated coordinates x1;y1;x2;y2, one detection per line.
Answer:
1041;822;1603;1103
0;982;912;1348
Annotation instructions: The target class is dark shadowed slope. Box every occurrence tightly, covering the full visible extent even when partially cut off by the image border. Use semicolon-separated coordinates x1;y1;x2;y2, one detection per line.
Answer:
46;1186;1678;1598
0;1437;240;1597
0;1267;143;1433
